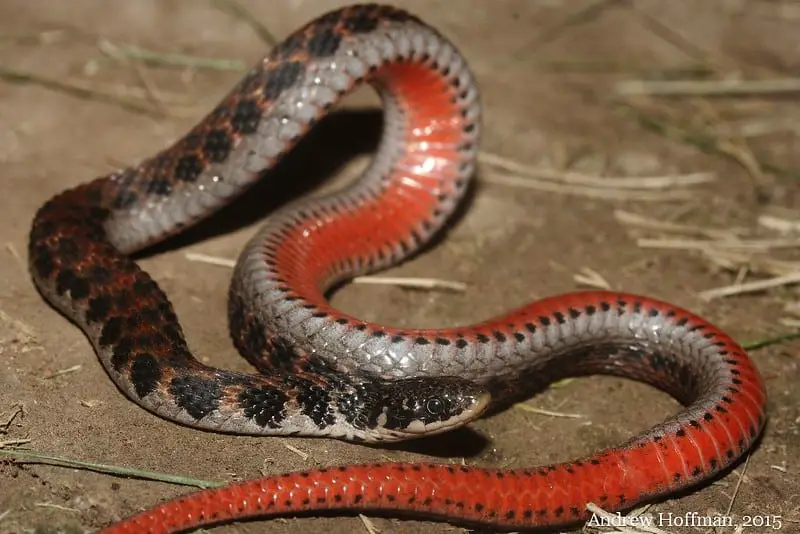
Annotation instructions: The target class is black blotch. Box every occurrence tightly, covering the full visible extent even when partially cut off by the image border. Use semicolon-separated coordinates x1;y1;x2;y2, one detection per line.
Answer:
539;316;551;326
553;312;566;324
513;332;525;342
435;338;450;346
111;335;135;371
231;98;262;134
476;333;490;343
306;27;342;57
174;154;205;183
524;323;536;333
568;308;581;319
31;245;56;280
456;338;467;349
415;336;430;345
238;385;289;428
264;60;304;100
493;331;506;342
86;295;112;323
475;503;484;512
169;375;222;419
113;190;139;210
129;353;162;398
691;466;702;477
704;412;713;421
145;178;173;196
99;316;124;347
297;383;335;428
344;9;379;33
203;129;233;163
554;506;564;517
676;429;686;437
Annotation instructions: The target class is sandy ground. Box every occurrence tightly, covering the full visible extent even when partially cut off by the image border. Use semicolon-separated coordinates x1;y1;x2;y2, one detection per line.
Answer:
1;1;799;533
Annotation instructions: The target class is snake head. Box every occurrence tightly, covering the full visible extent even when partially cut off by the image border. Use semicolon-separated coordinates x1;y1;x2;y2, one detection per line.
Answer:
357;376;490;442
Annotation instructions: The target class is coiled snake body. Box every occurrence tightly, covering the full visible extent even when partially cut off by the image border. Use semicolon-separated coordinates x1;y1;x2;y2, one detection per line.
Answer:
28;4;767;533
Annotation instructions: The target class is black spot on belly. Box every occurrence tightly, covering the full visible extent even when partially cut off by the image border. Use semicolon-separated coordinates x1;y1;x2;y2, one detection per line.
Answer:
129;353;162;398
238;385;288;428
169;375;222;420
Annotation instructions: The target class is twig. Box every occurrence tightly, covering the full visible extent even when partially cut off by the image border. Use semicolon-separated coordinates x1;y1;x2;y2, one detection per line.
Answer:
42;364;82;380
283;443;309;461
34;502;80;513
184;252;468;292
698;271;800;301
513;404;584;419
725;454;751;516
573;267;611;290
358;514;381;534
352;276;466;292
584;502;671;534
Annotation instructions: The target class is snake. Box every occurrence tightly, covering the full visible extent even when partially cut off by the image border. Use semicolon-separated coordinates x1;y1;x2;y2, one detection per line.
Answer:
27;4;767;533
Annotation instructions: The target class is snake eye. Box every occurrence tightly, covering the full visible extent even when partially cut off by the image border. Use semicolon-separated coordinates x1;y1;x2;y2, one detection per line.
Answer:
425;397;445;415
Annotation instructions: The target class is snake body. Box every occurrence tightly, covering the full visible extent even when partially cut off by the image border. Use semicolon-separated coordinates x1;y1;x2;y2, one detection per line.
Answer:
27;4;767;532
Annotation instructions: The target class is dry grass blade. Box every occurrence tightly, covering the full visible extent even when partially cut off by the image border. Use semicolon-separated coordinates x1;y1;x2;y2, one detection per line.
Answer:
702;249;800;278
759;214;800;234
636;238;800;252
617;78;800;97
699;272;800;301
480;152;715;189
613;210;747;240
98;40;247;71
481;173;695;201
0;65;167;118
211;0;277;47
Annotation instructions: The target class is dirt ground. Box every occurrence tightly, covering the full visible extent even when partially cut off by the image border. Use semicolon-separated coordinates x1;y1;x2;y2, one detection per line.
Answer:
1;1;799;533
